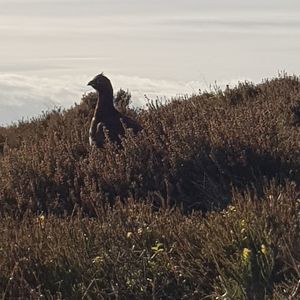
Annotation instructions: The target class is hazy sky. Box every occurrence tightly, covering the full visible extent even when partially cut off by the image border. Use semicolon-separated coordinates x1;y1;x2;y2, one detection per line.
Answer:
1;0;300;124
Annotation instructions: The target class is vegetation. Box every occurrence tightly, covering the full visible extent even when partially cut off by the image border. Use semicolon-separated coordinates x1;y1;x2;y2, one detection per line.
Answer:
0;74;299;299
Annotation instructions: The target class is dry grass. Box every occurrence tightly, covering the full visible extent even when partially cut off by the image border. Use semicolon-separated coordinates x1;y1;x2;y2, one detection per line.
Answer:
0;74;299;299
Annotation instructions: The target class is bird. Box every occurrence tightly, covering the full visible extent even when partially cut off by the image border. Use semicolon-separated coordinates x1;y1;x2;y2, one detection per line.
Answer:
87;73;142;148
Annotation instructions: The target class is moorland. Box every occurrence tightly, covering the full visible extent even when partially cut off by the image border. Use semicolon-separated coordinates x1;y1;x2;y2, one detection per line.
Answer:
0;74;299;299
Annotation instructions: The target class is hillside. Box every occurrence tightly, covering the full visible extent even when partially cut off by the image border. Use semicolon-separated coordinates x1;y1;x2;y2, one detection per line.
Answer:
0;74;299;299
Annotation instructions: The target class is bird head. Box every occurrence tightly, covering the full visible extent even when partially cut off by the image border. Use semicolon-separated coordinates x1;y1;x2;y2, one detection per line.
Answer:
87;73;113;94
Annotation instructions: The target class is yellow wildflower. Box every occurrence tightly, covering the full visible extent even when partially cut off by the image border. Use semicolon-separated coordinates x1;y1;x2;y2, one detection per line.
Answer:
261;244;268;255
240;219;246;227
151;241;164;253
39;215;45;222
241;247;251;264
127;231;133;238
92;256;103;264
228;205;236;212
36;215;45;228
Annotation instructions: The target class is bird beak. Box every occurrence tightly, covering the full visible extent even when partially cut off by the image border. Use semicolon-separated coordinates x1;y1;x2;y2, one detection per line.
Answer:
87;80;93;86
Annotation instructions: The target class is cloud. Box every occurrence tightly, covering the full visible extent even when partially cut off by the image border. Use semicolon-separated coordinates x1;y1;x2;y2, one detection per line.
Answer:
0;72;249;126
0;73;81;125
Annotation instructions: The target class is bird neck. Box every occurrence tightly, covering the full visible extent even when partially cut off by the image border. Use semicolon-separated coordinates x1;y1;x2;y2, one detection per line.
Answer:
94;90;115;116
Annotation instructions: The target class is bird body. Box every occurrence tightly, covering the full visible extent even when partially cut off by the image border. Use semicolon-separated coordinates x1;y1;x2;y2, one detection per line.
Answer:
88;73;142;148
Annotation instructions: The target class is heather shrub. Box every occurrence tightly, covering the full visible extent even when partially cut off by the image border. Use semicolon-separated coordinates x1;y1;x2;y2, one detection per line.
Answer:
0;183;298;298
0;74;299;216
0;74;299;298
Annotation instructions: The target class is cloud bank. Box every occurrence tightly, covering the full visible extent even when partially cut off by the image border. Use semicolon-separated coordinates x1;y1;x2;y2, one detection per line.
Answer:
0;72;249;126
0;73;80;125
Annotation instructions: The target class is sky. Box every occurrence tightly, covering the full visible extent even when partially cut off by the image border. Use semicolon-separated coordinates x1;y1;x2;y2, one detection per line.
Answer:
0;0;300;125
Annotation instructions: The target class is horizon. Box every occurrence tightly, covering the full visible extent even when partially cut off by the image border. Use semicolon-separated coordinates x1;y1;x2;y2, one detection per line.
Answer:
1;0;300;125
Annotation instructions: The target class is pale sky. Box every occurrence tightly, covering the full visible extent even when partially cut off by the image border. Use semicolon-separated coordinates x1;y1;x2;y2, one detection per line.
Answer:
0;0;300;125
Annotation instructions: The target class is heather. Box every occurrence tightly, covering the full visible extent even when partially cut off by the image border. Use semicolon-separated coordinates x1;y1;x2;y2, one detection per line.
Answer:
0;74;299;299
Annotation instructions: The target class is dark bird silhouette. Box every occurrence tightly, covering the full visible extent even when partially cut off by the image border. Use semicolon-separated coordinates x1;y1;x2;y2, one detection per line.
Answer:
87;73;142;148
